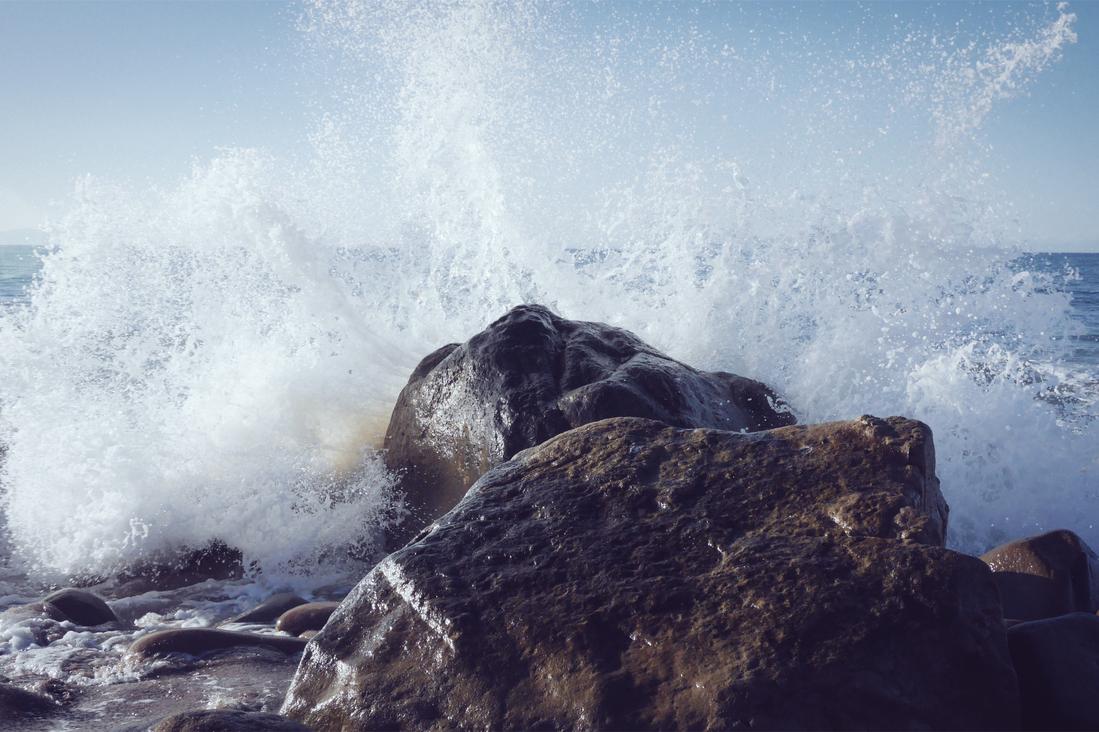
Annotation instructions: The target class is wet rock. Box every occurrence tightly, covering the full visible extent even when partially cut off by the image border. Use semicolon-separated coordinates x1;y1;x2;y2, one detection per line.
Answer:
284;416;1014;730
41;588;118;626
276;602;339;637
1008;613;1099;730
384;304;795;543
2;601;66;623
128;629;307;659
0;681;58;719
111;540;244;595
103;655;302;731
0;603;73;647
151;709;310;731
981;530;1099;621
226;593;308;625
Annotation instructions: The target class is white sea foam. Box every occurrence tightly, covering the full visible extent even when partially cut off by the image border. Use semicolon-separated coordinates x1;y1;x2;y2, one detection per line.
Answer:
0;0;1094;583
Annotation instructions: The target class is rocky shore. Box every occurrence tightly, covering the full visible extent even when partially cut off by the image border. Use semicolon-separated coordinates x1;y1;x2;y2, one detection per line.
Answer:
3;304;1098;730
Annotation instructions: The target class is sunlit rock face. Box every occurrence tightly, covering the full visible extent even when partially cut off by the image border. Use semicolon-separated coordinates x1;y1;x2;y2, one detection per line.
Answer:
982;530;1099;622
383;304;795;544
284;416;1016;731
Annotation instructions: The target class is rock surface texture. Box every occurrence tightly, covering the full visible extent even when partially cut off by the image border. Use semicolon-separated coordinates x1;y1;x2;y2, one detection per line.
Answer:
151;709;310;732
129;629;308;659
284;416;1016;730
1008;613;1099;730
0;681;58;720
227;593;308;625
276;602;339;637
981;530;1099;622
383;304;795;540
41;588;118;626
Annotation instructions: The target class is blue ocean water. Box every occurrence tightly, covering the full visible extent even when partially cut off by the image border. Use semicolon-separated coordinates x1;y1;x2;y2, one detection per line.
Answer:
1024;253;1099;368
0;245;40;307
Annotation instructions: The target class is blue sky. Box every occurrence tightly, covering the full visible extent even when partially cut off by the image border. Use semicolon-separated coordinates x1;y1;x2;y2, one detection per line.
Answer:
1;1;1096;251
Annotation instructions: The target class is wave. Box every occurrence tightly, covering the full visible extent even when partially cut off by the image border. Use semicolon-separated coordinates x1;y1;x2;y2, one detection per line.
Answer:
0;0;1093;579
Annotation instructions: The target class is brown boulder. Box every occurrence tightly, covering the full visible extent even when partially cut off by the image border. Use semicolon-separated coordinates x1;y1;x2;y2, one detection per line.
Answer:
1008;613;1099;730
128;628;307;659
981;530;1099;621
283;417;1014;730
275;602;339;637
383;304;795;544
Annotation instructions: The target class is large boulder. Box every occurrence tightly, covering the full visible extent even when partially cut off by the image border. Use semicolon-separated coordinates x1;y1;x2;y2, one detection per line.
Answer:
1008;613;1099;730
384;304;795;541
981;530;1099;621
284;417;1015;730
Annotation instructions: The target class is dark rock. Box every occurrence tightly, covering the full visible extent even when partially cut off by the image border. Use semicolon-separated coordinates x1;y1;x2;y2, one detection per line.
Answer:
981;530;1099;621
284;416;1014;730
41;588;118;626
383;304;796;543
0;681;58;718
226;593;308;625
0;603;77;647
128;629;307;659
1008;613;1099;730
111;540;245;595
2;601;66;624
151;709;310;732
276;602;339;637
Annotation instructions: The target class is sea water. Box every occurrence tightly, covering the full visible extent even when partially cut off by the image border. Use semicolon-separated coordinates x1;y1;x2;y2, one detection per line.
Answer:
0;1;1096;721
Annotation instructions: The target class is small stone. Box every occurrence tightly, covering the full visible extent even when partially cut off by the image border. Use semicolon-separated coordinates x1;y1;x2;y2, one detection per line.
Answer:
276;602;339;637
128;628;307;659
41;588;118;626
226;593;308;625
1009;612;1099;730
981;529;1099;621
0;681;58;719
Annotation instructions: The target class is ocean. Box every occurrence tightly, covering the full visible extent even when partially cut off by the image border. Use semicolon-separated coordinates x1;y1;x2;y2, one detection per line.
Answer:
0;1;1096;726
1025;253;1099;368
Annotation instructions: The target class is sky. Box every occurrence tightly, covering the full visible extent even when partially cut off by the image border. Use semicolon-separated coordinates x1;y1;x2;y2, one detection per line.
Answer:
0;0;1096;251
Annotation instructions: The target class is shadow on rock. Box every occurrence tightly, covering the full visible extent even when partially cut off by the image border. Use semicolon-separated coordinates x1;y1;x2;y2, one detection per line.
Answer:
982;529;1099;622
284;416;1015;730
383;304;796;547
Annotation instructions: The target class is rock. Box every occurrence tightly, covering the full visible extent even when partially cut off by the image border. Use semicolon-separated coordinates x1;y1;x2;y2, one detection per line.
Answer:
2;601;66;623
276;602;339;637
151;709;310;732
0;681;58;719
284;416;1015;730
981;530;1099;622
1008;613;1099;730
226;593;309;625
383;304;795;543
112;540;244;595
41;588;118;626
128;629;307;659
